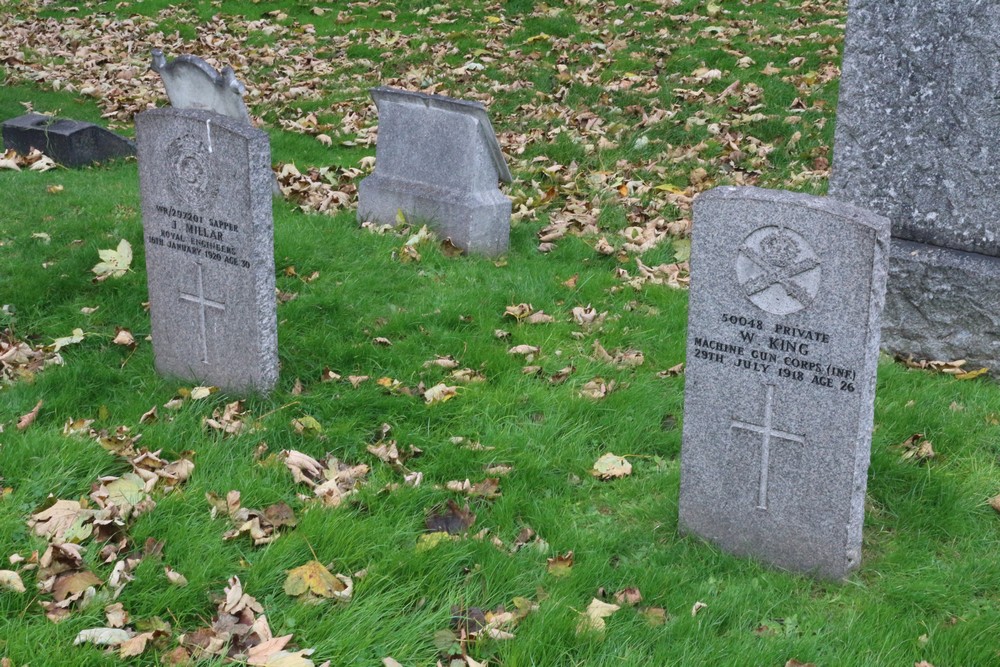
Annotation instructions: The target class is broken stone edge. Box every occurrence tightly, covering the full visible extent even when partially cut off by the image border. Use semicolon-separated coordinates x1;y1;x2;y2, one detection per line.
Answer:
369;86;512;184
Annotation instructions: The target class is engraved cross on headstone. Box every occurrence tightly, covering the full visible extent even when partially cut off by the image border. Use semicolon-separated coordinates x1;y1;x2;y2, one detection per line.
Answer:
731;384;805;510
178;262;226;364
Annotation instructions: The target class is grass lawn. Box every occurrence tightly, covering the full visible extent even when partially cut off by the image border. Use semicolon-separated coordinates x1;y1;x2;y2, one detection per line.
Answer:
2;0;1000;665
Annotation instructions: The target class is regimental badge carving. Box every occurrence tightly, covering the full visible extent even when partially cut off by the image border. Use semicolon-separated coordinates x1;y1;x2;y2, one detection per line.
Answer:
736;226;821;315
166;133;219;209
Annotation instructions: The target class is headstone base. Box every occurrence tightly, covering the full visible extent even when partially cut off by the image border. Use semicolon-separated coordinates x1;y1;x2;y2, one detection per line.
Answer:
358;174;511;256
883;239;1000;371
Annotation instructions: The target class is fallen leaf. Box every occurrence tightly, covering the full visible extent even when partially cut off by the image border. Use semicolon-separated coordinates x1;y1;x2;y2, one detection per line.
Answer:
547;551;574;577
426;500;476;535
283;561;352;602
897;433;936;463
17;400;42;430
0;570;26;593
577;598;620;634
105;602;128;627
112;328;135;347
92;239;133;281
692;601;708;616
580;378;616;400
165;565;189;587
591;453;632;480
424;383;458;404
189;386;217;400
73;627;132;647
292;415;323;435
614;587;642;606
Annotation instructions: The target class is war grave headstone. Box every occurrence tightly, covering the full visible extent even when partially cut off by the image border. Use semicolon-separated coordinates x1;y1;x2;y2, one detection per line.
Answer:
2;113;135;167
831;0;1000;371
135;106;278;393
678;187;889;579
357;87;513;256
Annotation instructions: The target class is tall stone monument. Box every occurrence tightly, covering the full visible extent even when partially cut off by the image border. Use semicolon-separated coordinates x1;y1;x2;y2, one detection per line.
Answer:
831;0;1000;370
679;187;889;579
357;87;513;256
135;107;278;393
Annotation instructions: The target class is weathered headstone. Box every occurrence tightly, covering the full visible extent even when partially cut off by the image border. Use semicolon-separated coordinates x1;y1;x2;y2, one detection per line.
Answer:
831;0;1000;370
679;186;889;579
151;49;253;126
2;113;135;167
357;87;513;255
136;107;277;393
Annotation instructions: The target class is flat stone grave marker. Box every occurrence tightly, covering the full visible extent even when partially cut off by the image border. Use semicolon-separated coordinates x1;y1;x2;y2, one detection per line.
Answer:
2;113;135;167
357;87;512;256
679;186;889;579
136;107;277;393
831;0;1000;370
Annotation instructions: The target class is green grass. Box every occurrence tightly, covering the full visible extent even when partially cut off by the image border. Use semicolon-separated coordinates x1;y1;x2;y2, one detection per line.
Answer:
2;0;1000;665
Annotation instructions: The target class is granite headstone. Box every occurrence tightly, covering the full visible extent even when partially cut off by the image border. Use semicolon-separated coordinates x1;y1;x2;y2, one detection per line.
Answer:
831;0;1000;370
679;186;889;579
357;87;513;255
136;107;277;393
2;113;135;167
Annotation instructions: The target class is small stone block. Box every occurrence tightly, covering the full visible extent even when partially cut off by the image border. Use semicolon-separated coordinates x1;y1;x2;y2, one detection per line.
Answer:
357;87;512;256
679;186;889;579
2;113;136;167
136;107;278;394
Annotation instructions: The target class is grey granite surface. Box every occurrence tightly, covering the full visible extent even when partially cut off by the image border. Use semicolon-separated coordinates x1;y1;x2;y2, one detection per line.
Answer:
831;0;1000;256
679;186;889;579
883;240;1000;369
136;107;277;394
357;87;512;255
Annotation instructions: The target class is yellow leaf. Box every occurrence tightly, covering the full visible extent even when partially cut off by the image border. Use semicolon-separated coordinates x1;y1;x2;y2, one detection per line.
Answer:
190;386;217;400
591;453;632;480
955;367;988;380
283;560;352;601
92;239;133;280
576;598;620;634
51;328;85;352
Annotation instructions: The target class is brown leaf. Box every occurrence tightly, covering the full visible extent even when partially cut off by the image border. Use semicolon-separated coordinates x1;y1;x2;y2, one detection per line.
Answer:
17;400;42;430
897;433;936;463
112;328;136;347
424;383;459;404
989;494;1000;514
580;378;616;400
613;587;642;606
425;500;476;535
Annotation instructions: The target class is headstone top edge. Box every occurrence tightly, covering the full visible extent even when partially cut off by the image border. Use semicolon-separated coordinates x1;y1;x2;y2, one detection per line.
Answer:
696;186;890;232
369;86;513;184
136;107;267;142
151;48;247;96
